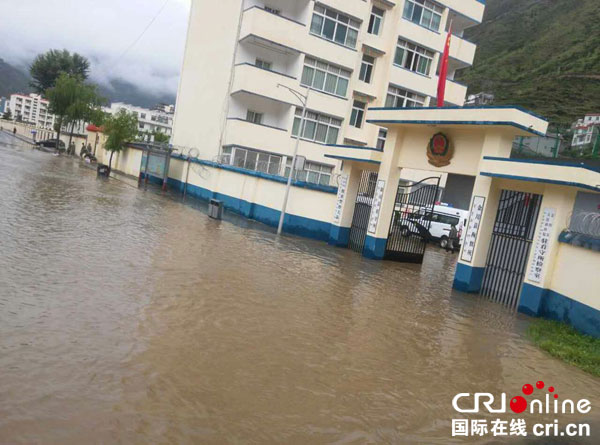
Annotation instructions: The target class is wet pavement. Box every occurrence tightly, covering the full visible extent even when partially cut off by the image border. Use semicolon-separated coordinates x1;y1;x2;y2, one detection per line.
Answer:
0;133;598;444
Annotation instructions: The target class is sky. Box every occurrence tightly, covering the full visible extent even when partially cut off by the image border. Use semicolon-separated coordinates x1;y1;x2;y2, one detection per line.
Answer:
0;0;191;96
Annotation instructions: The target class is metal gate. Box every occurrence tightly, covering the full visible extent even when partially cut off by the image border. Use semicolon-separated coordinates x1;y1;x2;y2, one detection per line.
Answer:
385;177;440;263
348;170;378;253
481;190;542;309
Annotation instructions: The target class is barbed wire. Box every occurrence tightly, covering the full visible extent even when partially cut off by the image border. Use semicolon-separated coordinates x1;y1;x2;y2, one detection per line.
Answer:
569;211;600;238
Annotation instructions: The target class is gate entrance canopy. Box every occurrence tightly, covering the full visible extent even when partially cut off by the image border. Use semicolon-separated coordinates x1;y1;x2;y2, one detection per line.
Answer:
325;106;600;337
325;106;549;261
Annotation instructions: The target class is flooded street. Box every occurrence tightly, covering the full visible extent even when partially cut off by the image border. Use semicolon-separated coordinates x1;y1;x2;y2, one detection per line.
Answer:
0;133;598;444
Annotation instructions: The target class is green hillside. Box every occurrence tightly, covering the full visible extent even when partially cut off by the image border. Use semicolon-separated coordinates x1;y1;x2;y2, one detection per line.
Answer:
459;0;600;127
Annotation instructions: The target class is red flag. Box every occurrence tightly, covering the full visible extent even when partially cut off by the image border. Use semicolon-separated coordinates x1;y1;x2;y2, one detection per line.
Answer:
437;25;452;108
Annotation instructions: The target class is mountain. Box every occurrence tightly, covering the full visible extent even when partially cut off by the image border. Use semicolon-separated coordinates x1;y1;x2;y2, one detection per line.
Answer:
0;58;32;97
0;58;175;108
458;0;600;127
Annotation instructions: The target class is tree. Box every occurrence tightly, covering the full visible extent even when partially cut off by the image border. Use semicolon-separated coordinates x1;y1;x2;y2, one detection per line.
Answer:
2;110;12;120
46;73;81;152
64;82;105;151
30;49;90;94
152;131;170;144
103;110;138;172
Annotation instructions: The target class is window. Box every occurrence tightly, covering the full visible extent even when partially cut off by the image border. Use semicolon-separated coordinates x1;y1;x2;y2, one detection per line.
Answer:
255;59;272;70
246;110;263;125
368;6;384;35
292;108;341;144
349;101;366;129
403;0;443;32
385;85;426;108
301;57;350;97
221;146;282;175
140;113;146;119
377;129;387;150
286;160;333;186
310;4;360;49
359;54;375;83
394;39;434;76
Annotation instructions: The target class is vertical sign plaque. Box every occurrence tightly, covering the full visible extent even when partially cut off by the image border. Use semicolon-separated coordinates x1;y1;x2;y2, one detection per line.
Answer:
527;207;556;284
367;179;386;234
333;174;349;224
461;196;486;263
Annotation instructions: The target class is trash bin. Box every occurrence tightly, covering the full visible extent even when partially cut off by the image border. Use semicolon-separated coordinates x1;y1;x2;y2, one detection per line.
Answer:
208;199;223;220
97;164;110;177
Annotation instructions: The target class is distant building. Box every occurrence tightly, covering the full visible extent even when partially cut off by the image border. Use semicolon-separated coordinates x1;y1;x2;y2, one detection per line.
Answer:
3;93;56;129
465;92;494;106
104;102;174;140
154;103;175;114
572;114;600;149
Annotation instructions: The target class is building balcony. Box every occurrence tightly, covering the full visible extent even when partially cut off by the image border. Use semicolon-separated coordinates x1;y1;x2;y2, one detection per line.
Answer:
231;62;298;106
441;0;485;27
224;117;292;156
449;35;476;67
240;6;357;71
444;79;468;106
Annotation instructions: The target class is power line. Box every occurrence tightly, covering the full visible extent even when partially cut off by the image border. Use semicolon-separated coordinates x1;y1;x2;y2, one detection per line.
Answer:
106;0;171;73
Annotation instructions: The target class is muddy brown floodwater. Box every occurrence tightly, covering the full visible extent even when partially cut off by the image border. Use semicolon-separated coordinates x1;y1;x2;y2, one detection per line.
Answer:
0;134;598;444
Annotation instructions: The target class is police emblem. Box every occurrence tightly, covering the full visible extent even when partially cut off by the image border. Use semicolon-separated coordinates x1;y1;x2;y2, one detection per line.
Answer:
427;132;453;167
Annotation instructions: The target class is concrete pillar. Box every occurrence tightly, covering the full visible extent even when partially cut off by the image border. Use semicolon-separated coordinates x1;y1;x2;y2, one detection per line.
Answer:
363;129;403;259
518;185;577;316
453;129;512;292
453;175;500;292
328;161;363;247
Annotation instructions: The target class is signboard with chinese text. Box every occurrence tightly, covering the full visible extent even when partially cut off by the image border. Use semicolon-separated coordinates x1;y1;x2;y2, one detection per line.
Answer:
367;179;385;234
461;196;486;263
333;174;348;224
527;207;556;284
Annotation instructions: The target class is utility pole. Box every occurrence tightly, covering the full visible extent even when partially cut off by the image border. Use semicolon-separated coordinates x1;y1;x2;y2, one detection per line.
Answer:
276;84;310;236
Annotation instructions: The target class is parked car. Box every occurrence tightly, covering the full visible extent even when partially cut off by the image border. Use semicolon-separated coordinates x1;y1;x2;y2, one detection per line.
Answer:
36;139;65;151
397;205;469;248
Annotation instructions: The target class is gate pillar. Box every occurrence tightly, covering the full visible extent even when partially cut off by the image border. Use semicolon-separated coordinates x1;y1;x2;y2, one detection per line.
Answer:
363;130;403;260
518;186;577;316
328;162;364;247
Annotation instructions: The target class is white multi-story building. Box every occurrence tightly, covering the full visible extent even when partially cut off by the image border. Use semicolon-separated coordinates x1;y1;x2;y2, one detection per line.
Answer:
172;0;485;186
3;93;56;129
572;114;600;148
104;102;174;138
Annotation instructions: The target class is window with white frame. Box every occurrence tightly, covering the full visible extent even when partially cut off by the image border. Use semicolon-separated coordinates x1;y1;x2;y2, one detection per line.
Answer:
359;54;375;83
350;100;366;128
385;85;426;108
301;57;351;98
221;146;282;175
255;58;272;70
286;159;333;186
394;39;435;76
368;6;384;35
310;4;360;49
246;110;263;125
377;128;387;150
292;108;342;144
403;0;443;32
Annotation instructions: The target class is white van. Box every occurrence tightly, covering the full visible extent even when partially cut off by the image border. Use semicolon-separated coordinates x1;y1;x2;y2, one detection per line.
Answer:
405;204;469;248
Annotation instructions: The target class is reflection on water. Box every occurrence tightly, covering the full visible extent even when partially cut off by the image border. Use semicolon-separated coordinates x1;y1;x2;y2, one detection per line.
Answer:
0;135;598;444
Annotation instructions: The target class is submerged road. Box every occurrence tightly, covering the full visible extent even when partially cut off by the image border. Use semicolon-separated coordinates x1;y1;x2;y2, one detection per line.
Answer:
0;133;598;444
